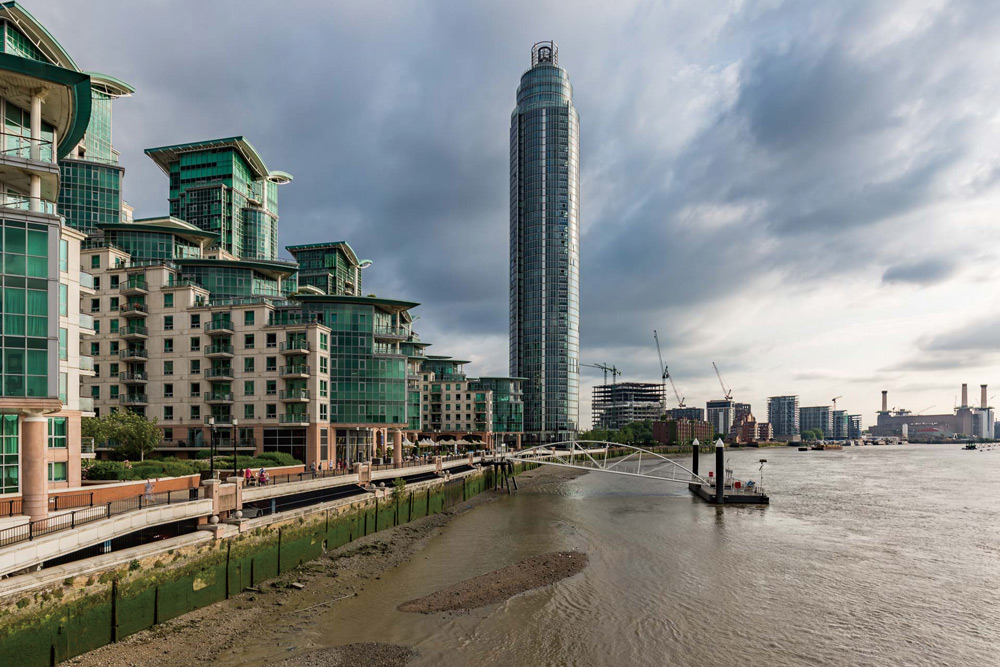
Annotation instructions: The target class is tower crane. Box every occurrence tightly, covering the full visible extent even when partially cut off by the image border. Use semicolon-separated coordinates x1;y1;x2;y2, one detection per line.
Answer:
581;362;620;386
916;405;935;415
831;395;843;411
712;362;733;400
653;330;685;408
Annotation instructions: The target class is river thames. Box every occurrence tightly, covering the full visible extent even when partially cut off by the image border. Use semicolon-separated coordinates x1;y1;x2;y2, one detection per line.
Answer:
262;445;1000;666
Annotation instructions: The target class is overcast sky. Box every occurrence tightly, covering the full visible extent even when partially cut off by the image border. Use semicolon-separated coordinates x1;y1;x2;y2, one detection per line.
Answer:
42;0;1000;427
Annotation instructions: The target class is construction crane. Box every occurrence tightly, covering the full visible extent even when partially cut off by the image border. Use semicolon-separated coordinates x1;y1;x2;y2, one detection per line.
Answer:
581;362;620;386
653;330;685;408
712;362;733;400
831;395;843;411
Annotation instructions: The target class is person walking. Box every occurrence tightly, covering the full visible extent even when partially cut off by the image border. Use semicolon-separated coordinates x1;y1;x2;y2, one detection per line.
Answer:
143;479;154;506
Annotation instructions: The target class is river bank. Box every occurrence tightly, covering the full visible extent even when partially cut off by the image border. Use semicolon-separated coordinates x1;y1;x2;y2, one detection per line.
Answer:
65;465;582;667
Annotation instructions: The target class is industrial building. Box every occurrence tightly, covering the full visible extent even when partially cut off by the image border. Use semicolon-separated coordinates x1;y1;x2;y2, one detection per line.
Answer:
872;385;993;440
592;382;665;430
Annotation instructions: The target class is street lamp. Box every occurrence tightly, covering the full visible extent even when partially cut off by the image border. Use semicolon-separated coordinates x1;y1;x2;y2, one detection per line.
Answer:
232;417;239;479
208;416;216;479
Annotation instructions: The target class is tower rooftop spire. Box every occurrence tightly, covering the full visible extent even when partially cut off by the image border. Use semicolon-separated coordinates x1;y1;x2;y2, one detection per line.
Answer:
531;41;558;67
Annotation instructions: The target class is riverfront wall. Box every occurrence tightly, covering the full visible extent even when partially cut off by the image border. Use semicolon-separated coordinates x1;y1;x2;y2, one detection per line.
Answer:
0;465;529;666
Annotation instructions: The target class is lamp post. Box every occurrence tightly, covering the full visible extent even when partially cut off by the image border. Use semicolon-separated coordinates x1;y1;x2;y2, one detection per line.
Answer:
208;416;216;479
232;417;239;479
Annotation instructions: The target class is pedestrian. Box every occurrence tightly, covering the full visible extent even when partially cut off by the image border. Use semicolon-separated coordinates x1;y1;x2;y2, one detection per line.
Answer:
259;467;267;486
143;479;154;506
244;467;253;486
328;459;334;471
310;461;317;478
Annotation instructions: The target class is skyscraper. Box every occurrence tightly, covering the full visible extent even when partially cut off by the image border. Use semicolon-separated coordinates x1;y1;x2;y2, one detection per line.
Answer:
509;41;580;443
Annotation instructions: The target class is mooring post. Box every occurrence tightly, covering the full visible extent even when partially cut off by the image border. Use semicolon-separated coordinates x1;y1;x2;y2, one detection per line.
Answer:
691;438;700;477
715;439;725;505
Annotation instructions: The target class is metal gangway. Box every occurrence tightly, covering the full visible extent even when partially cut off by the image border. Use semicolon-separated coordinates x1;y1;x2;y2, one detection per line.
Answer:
506;440;709;486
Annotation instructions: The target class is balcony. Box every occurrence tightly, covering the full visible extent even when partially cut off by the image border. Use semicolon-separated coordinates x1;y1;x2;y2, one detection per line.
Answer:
120;394;148;406
279;389;310;402
279;340;310;354
119;278;148;295
279;413;310;425
79;271;96;293
205;415;234;426
79;397;95;414
80;437;96;459
78;355;95;374
205;367;234;380
119;372;148;384
79;313;95;334
279;364;309;379
120;325;148;340
204;319;234;335
374;325;407;341
204;343;234;358
119;348;148;361
163;278;201;290
204;392;234;404
119;302;148;318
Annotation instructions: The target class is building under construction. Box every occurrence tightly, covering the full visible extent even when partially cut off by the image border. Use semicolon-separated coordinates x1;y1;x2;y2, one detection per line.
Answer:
871;384;994;439
592;382;666;430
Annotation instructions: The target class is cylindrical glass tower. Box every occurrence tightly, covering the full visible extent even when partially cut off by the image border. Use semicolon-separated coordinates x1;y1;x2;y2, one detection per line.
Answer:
509;41;580;443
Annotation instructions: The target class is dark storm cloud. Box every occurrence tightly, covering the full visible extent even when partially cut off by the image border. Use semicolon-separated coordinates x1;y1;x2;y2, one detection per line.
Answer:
882;258;957;286
34;1;1000;388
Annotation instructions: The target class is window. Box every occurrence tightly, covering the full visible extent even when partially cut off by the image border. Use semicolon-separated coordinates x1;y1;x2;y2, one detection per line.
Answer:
244;404;254;419
59;328;67;360
94;320;100;334
244;381;254;395
164;315;173;331
109;297;119;310
110;319;119;333
110;385;119;399
320;404;328;420
59;284;68;316
244;357;254;373
266;357;277;372
190;359;200;374
163;428;173;441
109;363;118;377
266;333;276;348
109;341;119;355
164;383;174;398
191;314;200;328
164;339;173;353
164;360;173;375
110;275;120;289
320;380;328;398
90;298;100;313
266;404;277;419
164;406;173;420
190;382;200;397
266;380;276;395
320;357;328;373
91;386;99;399
190;336;201;352
47;418;67;448
164;293;174;308
244;334;254;349
320;333;328;351
320;428;328;460
47;462;67;482
244;310;255;326
59;240;68;272
93;277;100;290
191;405;200;420
91;255;100;269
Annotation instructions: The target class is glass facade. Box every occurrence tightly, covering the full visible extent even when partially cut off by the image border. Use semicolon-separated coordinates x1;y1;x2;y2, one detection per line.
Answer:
471;377;524;433
287;243;359;295
1;414;16;494
1;221;52;398
509;42;580;442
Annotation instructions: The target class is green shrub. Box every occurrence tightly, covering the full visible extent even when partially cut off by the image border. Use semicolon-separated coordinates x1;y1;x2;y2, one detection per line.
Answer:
255;451;300;466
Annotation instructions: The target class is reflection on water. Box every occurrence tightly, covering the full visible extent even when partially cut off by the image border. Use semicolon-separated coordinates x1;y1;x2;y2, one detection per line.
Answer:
233;446;1000;666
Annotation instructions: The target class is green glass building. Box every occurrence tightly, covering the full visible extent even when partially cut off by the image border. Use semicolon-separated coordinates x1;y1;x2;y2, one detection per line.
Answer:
286;242;367;296
509;41;581;443
471;377;525;435
145;137;292;261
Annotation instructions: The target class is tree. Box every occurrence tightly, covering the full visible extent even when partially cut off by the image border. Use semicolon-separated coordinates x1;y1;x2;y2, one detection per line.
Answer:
83;410;162;461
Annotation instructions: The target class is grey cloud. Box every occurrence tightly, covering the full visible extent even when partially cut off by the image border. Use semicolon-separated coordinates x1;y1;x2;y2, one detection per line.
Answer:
882;258;957;286
921;316;1000;353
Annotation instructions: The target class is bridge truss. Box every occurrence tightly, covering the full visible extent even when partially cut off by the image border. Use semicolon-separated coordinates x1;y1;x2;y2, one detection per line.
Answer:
506;441;708;486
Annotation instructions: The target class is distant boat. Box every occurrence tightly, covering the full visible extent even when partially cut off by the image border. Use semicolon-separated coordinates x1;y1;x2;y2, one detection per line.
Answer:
798;447;808;452
963;443;977;450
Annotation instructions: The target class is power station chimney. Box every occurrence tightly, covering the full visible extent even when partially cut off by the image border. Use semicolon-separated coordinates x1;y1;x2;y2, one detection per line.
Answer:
982;384;988;409
961;383;968;409
881;390;888;413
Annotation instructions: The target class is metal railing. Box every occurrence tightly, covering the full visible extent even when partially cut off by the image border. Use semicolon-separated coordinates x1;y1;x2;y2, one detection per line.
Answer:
280;365;309;376
279;389;310;400
121;325;148;336
119;348;148;359
250;466;351;487
205;344;234;355
205;415;235;425
204;319;234;333
79;271;95;289
0;489;203;549
79;397;94;412
0;131;54;162
165;278;201;289
79;355;95;372
80;437;95;454
79;313;95;330
119;394;148;405
279;413;310;424
119;302;148;314
0;196;55;214
119;372;148;382
280;340;310;352
119;278;148;292
205;367;234;379
203;392;234;402
374;325;406;338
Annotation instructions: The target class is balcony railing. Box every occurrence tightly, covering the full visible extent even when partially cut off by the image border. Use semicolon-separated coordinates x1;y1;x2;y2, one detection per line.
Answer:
204;319;234;333
119;372;148;383
374;325;407;339
80;437;95;455
279;389;310;400
119;278;148;292
78;355;95;372
204;344;234;356
78;313;95;330
280;340;310;353
279;413;310;424
164;277;201;289
203;392;234;402
79;271;95;290
205;367;234;379
121;325;148;337
119;394;148;405
280;365;309;376
0;131;55;163
119;348;148;360
0;195;56;214
79;397;94;412
205;415;235;425
119;302;148;316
